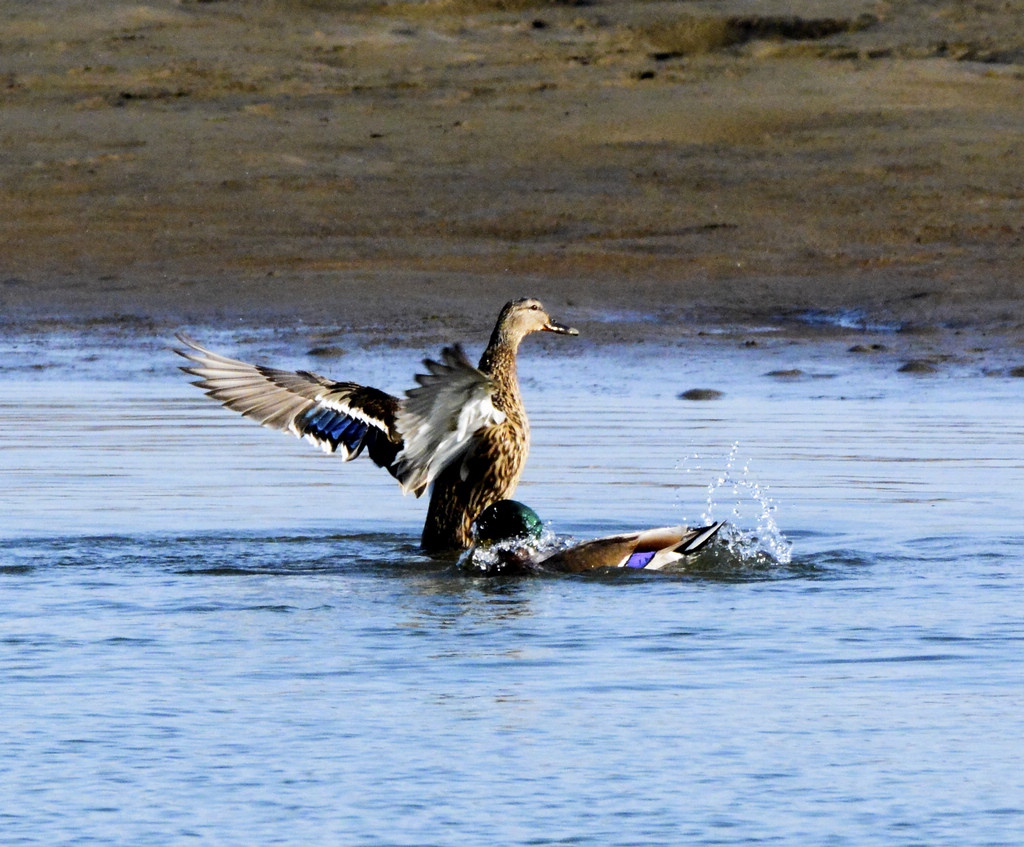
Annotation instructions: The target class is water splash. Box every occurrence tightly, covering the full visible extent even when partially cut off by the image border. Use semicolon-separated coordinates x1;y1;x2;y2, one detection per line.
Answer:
459;526;564;575
678;443;792;566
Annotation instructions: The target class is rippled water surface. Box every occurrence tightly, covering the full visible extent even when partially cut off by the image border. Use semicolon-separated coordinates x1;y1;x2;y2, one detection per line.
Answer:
2;331;1023;845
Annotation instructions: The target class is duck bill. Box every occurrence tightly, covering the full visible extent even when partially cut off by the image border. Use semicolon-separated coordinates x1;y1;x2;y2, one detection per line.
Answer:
543;319;579;336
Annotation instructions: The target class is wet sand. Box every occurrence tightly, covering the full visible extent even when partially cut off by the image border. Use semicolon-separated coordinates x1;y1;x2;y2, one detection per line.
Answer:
2;0;1023;347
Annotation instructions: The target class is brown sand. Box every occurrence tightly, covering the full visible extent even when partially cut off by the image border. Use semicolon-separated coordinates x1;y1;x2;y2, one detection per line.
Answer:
2;0;1023;345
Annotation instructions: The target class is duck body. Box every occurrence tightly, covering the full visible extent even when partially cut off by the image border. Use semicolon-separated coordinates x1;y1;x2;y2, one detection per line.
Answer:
175;298;576;552
468;500;725;574
532;523;725;573
421;304;535;549
421;419;528;551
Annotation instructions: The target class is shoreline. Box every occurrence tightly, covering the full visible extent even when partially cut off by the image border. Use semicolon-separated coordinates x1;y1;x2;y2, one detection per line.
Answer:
5;305;1024;386
5;263;1023;343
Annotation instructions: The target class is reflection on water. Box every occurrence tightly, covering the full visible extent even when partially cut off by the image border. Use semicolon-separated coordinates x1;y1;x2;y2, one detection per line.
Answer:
2;334;1023;846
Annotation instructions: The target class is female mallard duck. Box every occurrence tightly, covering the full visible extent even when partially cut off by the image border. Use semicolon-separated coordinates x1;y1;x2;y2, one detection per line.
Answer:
174;298;577;551
473;499;725;573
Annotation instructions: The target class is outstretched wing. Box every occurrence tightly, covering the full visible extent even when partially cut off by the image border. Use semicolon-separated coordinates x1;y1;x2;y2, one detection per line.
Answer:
393;345;505;495
174;334;401;473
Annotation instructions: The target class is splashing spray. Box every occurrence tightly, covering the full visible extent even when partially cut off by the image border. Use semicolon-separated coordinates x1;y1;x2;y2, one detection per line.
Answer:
679;443;792;566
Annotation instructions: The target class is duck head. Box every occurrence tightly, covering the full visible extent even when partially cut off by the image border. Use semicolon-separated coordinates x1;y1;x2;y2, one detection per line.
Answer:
474;499;543;546
492;297;579;347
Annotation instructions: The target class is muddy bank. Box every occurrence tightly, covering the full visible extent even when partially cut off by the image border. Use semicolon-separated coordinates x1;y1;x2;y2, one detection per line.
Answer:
2;0;1023;341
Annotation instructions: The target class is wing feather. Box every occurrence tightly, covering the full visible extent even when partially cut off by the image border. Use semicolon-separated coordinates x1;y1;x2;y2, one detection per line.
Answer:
174;333;401;469
393;345;504;495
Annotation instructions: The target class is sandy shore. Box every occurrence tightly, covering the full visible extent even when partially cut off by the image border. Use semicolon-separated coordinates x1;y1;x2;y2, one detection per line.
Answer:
2;0;1023;348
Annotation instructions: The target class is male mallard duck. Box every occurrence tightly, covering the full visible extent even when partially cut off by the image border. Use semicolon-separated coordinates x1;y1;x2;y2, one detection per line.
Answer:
174;298;577;551
472;499;725;573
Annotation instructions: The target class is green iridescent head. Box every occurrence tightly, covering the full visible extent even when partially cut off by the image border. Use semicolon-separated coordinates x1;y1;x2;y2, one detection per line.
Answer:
474;500;543;545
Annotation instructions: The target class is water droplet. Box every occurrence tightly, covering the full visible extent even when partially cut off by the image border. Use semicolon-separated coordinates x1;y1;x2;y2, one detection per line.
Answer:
676;444;793;565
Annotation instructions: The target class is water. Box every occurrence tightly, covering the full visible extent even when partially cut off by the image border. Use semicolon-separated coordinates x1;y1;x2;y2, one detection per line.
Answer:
2;330;1023;845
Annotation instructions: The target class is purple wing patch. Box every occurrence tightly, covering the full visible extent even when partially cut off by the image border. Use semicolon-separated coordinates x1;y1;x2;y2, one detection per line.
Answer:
624;551;656;569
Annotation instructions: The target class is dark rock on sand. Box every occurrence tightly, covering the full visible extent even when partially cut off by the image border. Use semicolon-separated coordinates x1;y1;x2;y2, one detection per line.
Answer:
307;345;347;358
899;360;940;374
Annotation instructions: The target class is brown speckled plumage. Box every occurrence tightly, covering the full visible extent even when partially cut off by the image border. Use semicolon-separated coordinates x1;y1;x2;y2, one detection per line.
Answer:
421;298;576;550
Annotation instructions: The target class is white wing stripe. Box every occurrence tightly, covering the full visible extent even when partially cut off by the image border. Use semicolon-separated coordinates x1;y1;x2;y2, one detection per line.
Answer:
174;334;398;467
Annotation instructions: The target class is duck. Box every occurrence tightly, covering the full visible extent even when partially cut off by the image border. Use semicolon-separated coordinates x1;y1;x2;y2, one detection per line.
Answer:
174;298;577;551
471;499;725;574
